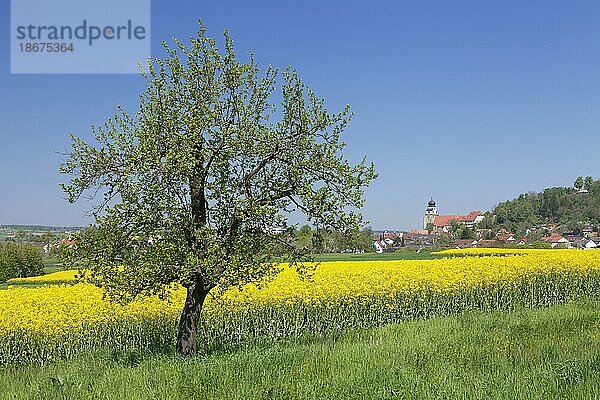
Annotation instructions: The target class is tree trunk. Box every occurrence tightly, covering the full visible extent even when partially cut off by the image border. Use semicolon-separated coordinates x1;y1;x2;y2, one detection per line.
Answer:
176;283;210;356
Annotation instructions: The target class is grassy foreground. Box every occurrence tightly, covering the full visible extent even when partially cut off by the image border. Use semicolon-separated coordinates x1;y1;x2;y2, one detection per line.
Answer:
1;299;599;400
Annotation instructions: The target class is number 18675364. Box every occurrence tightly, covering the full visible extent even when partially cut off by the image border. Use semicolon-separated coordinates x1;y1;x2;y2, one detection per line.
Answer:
19;43;74;53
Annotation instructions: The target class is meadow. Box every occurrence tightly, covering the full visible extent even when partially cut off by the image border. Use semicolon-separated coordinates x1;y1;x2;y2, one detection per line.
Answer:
311;251;441;261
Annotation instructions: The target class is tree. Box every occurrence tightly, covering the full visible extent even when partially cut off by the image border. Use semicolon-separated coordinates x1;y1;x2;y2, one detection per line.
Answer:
450;220;462;238
40;231;56;244
434;233;451;250
460;226;475;240
584;176;594;191
0;242;44;282
59;24;377;357
426;222;435;234
574;176;584;190
294;224;313;250
339;227;372;253
14;230;25;241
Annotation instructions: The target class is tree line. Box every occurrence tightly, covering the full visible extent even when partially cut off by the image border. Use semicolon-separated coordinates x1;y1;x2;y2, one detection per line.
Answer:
479;177;600;235
286;225;374;253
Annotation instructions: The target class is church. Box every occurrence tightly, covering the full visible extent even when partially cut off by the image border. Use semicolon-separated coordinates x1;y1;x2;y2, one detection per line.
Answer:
423;199;484;230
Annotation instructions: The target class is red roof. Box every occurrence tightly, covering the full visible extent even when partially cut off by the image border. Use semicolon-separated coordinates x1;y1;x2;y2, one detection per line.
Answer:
542;234;564;243
434;211;482;227
496;235;510;242
454;239;477;248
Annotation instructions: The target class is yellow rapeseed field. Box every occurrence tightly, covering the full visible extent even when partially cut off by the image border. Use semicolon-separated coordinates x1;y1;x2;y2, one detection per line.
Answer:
1;249;600;364
0;284;183;337
6;269;78;284
222;250;600;306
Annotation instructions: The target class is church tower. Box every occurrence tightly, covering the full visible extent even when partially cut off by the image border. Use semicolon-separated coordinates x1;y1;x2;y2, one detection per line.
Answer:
423;198;438;230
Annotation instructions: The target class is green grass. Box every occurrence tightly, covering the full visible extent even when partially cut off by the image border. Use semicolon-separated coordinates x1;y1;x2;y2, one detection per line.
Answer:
43;266;64;275
311;251;441;261
1;299;599;399
44;257;63;267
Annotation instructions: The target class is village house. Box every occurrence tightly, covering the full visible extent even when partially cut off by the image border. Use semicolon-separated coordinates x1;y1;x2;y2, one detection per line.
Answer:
453;239;478;249
476;239;497;248
583;225;596;238
571;238;597;249
541;233;570;248
562;233;584;248
371;231;403;253
402;232;437;247
495;228;517;244
516;237;528;246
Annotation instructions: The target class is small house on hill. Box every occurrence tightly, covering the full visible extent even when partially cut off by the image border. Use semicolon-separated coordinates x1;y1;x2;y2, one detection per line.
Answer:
542;234;570;248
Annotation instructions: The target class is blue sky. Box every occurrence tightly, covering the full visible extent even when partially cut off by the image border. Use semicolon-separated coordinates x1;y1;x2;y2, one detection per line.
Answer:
1;1;600;230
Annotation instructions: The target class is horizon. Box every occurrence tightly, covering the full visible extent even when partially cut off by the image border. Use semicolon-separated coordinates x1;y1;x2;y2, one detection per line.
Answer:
0;178;586;233
2;1;599;230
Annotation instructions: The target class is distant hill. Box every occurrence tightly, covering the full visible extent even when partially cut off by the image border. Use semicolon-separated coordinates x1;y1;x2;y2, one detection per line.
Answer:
481;177;600;235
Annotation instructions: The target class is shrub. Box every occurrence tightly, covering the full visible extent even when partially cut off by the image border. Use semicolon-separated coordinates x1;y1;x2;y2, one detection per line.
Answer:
0;242;44;282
